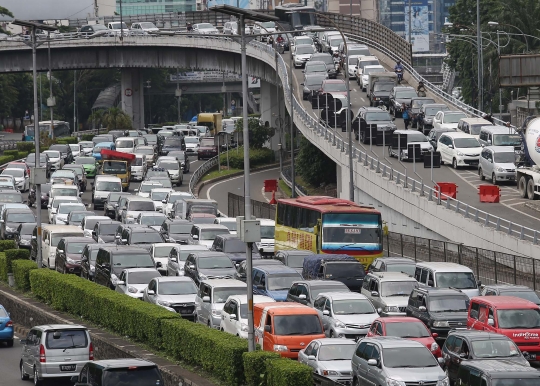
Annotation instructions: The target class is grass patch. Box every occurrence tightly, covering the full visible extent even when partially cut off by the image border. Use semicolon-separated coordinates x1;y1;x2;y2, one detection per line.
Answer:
295;175;335;196
201;168;243;182
278;180;292;198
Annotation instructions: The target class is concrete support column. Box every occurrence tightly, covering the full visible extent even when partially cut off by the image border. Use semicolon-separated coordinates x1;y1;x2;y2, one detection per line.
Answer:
260;80;280;150
121;68;145;129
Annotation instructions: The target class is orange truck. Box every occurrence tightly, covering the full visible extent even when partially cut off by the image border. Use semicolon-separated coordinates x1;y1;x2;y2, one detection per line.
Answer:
254;302;326;359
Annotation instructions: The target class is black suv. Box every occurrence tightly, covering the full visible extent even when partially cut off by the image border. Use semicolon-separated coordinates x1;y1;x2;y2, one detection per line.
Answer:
159;219;193;244
72;358;164;386
1;208;36;240
94;245;156;289
369;81;395;108
92;220;121;243
116;226;165;252
15;222;36;250
80;243;103;281
353;106;396;143
442;330;528;383
210;234;261;267
406;287;469;339
453;359;540;386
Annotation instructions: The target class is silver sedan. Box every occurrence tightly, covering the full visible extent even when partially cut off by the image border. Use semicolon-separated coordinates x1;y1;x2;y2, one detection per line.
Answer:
142;276;198;320
298;338;356;384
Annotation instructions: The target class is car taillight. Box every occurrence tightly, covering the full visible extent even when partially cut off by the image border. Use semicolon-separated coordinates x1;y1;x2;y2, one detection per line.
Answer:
89;342;94;360
39;344;46;363
6;320;13;327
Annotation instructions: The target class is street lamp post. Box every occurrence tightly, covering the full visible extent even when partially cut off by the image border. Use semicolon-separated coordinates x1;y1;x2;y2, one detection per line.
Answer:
488;21;529;52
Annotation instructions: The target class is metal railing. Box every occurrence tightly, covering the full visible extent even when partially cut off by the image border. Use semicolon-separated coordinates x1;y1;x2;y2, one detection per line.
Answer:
281;166;307;196
188;155;219;197
228;192;276;219
0;139;17;151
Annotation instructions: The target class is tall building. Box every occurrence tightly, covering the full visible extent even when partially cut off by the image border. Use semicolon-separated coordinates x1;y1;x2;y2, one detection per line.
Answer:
117;0;196;15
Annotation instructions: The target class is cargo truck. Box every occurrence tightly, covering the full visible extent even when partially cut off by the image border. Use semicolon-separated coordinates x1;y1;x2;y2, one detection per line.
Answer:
98;149;134;191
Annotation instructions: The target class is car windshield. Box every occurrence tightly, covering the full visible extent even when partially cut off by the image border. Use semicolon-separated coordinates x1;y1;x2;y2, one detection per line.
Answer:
386;263;416;276
267;274;301;290
131;232;163;244
2;169;23;177
134;157;144;166
19;224;36;234
191;205;216;215
143;135;157;143
51;233;84;247
66;242;89;254
103;368;162;385
443;113;467;123
306;63;327;72
500;290;540;304
52;199;78;209
285;254;309;268
412;99;435;108
198;23;214;29
58;204;85;214
383;347;438;367
296;38;312;45
69;212;92;222
426;107;447;115
45;329;87;349
149;178;172;189
170;224;192;234
128;270;160;284
296;46;314;55
110;22;128;29
140;22;156;28
163;139;182;147
374;83;394;92
306;77;326;87
328;37;344;46
323;82;347;92
217;220;237;231
273;315;322;335
198;256;233;269
6;212;35;222
493;134;522;146
313;55;333;65
95;181;121;192
136;148;154;155
151;245;173;258
493;152;516;163
467;124;485;135
365;112;392;121
454;138;480;148
318;344;356;361
0;192;23;203
103;161;127;174
435;272;477;289
492;380;539;386
113;253;154;267
332;299;375;315
200;229;229;240
140;214;166;226
386;322;430;338
324;263;365;279
381;281;417;297
471;339;521;358
75;157;95;165
169;194;190;204
395;90;417;98
99;224;119;235
93;145;109;153
214;287;247;303
261;22;275;28
498;309;540;329
141;183;163;192
429;296;469;312
158;162;180;170
260;225;275;239
158;281;197;295
348;57;359;65
151;191;169;201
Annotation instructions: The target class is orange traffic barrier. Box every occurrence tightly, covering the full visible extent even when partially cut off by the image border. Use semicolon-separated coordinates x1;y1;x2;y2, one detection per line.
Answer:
434;182;458;200
478;185;500;203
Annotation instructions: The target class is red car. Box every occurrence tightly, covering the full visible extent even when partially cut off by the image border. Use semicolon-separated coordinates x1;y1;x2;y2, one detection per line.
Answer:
367;316;441;357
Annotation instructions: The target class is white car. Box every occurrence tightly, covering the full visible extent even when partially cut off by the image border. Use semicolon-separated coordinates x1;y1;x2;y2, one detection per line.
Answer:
69;144;82;159
0;176;16;191
346;55;363;79
79;141;94;156
1;168;29;192
163;191;193;218
135;212;167;231
193;23;219;35
80;215;110;237
360;65;385;92
433;111;468;130
131;22;159;34
106;21;129;37
184;137;200;156
150;188;174;212
143;276;198;318
136;181;163;198
438;132;483;169
255;218;275;257
220;294;275;338
292;36;316;52
48;196;83;224
54;202;87;225
43;150;64;170
293;44;315;68
115;268;161;299
149;243;177;275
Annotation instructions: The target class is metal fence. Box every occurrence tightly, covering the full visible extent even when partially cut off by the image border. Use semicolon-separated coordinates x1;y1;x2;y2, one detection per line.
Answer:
228;192;276;219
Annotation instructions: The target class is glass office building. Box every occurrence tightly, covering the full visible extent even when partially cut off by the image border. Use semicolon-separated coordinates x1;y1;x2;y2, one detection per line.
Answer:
117;0;196;15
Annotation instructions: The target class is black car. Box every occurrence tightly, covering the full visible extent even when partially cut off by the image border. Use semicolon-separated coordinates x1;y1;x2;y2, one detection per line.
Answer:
104;192;132;220
480;284;540;305
210;234;261;267
452;360;540;386
302;73;328;101
25;152;51;177
442;330;529;384
427;127;456;150
418;103;450;134
67;210;96;226
15;222;36;249
92;220;121;243
160;137;185;156
72;359;164;386
354;106;397;143
167;151;190;173
80;243;103;281
28;183;51;209
49;144;73;164
389;86;417;117
310;53;337;79
184;251;236;286
406;287;469;339
409;97;436;128
234;259;284;281
1;208;35;240
159;219;193;244
55;236;96;275
369;81;395;108
115;226;166;252
94;245;156;289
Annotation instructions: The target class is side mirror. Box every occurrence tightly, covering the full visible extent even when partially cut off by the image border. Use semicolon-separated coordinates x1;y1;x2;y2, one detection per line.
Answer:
477;280;482;287
188;264;195;269
428;280;434;287
147;289;155;295
371;291;379;297
367;359;378;366
438;357;445;365
116;280;125;286
134;189;139;192
377;308;382;314
57;249;64;254
202;295;211;302
419;306;427;312
448;145;454;149
79;192;83;196
323;310;330;316
47;205;51;209
392;117;395;121
307;355;316;361
488;318;494;326
229;314;237;320
264;325;271;332
299;294;307;300
459;353;468;359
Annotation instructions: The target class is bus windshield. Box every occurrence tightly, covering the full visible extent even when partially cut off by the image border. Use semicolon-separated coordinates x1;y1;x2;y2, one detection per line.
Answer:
322;213;381;246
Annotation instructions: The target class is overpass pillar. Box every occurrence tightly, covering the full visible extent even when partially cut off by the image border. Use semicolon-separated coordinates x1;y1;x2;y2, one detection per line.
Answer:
121;69;145;129
259;80;281;150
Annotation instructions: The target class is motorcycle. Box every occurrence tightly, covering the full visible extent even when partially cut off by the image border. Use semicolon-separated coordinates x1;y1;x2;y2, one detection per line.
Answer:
277;41;285;54
396;68;403;84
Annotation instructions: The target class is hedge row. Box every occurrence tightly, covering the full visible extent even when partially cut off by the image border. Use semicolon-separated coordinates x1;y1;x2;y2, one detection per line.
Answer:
0;253;6;282
0;155;14;164
219;147;275;169
266;358;312;386
16;142;35;152
243;351;280;386
0;249;31;281
12;260;37;291
0;240;16;252
56;137;78;144
81;134;96;141
3;150;19;158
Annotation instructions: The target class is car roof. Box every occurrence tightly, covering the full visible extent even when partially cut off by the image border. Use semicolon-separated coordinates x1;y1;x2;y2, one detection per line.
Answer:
367;272;416;281
375;257;415;264
471;296;539;309
227;294;275;304
61;237;95;243
322;292;368;301
98;245;150;254
462;359;540;376
254;265;300;274
42;225;83;233
294;280;348;288
97;220;121;225
90;358;157;369
123;267;159;273
34;324;87;331
94;175;121;182
258;218;275;225
416;262;473;272
255;302;317;315
379;316;426;323
417;287;468;296
276;250;314;256
314;338;357;345
365;336;426;348
194;224;229;230
460;118;492;124
200;279;246;288
484;146;515;153
448;330;511;340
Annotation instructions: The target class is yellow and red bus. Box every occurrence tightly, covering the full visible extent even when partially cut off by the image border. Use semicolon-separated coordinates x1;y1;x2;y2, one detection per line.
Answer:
275;196;383;267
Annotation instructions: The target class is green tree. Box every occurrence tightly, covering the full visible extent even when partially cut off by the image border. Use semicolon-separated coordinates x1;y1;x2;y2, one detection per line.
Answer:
234;117;275;148
102;107;132;131
296;137;337;186
0;7;13;34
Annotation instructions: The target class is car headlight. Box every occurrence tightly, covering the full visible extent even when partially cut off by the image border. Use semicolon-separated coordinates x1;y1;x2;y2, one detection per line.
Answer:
387;379;406;386
273;344;288;352
431;342;439;351
199;273;208;280
496;167;506;172
5;226;15;232
383;306;400;313
211;309;222;317
436;377;450;386
66;257;76;264
241;323;248;332
334;320;346;328
433;321;449;327
158;300;171;307
128;286;139;294
456;151;464;156
322;370;339;376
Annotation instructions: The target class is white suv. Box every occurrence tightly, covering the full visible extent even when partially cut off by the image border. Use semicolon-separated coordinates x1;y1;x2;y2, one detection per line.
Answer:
438;132;482;169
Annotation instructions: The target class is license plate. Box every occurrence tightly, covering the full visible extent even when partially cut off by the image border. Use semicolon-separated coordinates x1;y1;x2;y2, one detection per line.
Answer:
60;364;76;372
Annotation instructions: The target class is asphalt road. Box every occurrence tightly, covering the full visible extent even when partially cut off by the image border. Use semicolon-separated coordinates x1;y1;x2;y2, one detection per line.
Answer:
284;52;540;231
0;336;28;386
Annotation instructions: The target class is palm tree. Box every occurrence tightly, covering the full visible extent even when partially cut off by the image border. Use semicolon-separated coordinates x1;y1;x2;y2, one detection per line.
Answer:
88;109;104;132
101;107;132;131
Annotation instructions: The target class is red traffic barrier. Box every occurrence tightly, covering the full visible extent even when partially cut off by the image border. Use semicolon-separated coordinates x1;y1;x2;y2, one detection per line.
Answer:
434;182;458;200
478;185;501;203
100;149;136;162
264;179;278;192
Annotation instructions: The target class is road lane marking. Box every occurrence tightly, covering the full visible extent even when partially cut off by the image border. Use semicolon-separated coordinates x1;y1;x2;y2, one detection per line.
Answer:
360;97;365;102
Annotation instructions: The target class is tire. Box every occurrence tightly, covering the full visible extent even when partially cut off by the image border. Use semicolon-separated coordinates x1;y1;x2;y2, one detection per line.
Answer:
478;167;485;180
527;178;538;200
329;330;335;338
33;367;42;386
492;173;498;185
6;339;13;347
20;361;29;380
518;175;528;198
452;158;458;169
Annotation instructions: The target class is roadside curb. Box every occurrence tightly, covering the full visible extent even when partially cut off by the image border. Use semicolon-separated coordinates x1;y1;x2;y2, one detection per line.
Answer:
14;324;29;337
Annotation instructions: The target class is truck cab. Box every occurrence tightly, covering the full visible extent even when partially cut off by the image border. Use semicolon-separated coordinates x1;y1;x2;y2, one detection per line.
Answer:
98;149;135;191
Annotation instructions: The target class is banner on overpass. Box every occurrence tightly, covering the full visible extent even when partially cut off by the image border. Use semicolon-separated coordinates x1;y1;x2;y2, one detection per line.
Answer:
404;0;430;53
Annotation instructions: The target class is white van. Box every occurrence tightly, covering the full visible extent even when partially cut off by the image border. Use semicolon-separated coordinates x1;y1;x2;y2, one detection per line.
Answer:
457;118;492;138
196;279;247;329
92;175;122;210
131;154;147;181
42;224;84;269
414;262;480;298
478;125;522;149
256;218;275;257
115;137;137;154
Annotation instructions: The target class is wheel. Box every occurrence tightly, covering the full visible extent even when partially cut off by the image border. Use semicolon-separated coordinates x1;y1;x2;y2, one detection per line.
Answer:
20;361;29;380
527;178;538;200
492;173;498;185
452;158;458;169
518;176;528;198
329;330;335;338
6;339;13;347
478;167;485;180
33;367;42;386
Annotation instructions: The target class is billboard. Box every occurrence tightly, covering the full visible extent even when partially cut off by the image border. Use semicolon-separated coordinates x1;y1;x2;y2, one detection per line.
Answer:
404;0;430;53
499;54;540;87
0;0;115;21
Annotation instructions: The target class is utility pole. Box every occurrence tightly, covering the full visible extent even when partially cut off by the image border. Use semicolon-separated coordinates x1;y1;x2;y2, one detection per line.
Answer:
47;33;55;137
73;70;77;134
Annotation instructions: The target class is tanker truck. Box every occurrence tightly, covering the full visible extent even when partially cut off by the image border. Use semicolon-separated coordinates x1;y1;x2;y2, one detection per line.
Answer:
516;116;540;200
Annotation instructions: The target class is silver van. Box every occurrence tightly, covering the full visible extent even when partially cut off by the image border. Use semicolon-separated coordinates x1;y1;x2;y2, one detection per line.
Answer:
20;324;93;385
478;146;516;184
195;279;247;329
478;125;522;149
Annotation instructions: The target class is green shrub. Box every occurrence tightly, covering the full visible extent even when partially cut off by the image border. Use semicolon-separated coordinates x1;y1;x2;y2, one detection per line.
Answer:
82;134;95;141
5;249;30;274
16;142;35;152
0;253;6;282
220;147;275;169
56;137;78;144
266;358;313;386
12;260;37;291
0;155;14;164
3;150;19;157
0;240;16;252
243;351;280;386
161;318;248;385
17;151;29;159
